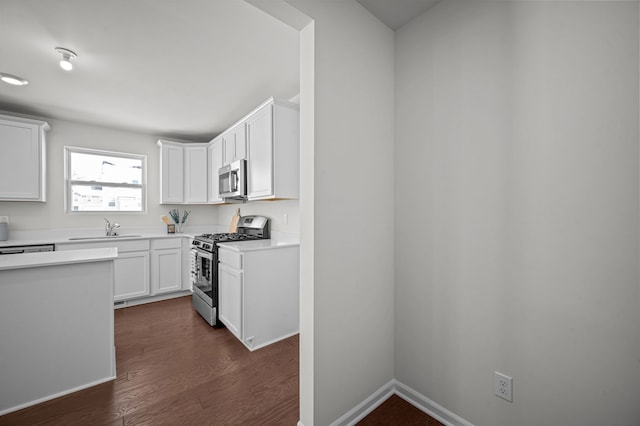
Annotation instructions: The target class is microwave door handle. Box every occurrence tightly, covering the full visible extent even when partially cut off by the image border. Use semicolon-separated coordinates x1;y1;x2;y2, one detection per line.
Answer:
230;171;237;193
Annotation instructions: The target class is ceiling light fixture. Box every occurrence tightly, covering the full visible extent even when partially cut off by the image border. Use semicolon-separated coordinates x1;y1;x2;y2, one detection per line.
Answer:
55;47;77;71
0;72;29;86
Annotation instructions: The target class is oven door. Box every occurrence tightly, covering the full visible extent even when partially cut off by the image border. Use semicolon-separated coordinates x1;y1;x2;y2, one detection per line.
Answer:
191;247;216;307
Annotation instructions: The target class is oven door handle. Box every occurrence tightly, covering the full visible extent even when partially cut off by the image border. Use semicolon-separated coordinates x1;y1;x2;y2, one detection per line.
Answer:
192;247;213;261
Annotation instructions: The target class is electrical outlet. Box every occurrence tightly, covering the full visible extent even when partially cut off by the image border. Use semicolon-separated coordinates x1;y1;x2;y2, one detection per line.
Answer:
495;371;513;402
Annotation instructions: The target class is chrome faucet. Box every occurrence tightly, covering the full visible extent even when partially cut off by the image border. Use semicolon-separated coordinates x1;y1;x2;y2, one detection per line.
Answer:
104;218;120;236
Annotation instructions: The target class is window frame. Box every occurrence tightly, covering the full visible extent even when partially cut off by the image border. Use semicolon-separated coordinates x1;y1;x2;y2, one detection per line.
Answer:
64;146;147;214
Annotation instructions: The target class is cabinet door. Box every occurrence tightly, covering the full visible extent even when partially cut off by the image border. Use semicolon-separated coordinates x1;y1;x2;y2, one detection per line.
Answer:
151;248;182;295
218;263;243;339
222;124;247;165
114;251;150;301
184;146;208;203
0;119;43;201
246;105;274;199
160;142;184;203
207;138;224;203
234;124;247;161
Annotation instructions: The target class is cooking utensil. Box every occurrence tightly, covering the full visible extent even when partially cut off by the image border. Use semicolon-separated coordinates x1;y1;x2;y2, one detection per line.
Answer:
229;208;241;233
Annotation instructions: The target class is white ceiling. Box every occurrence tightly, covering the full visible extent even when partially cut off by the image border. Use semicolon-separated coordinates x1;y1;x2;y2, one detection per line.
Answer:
357;0;441;30
0;0;440;142
0;0;300;141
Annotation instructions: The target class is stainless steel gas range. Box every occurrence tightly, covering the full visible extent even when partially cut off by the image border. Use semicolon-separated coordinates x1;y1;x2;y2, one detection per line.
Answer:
190;215;270;326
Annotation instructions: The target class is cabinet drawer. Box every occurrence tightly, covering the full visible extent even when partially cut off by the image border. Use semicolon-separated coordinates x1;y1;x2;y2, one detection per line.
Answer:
151;238;182;250
58;239;150;253
219;248;242;269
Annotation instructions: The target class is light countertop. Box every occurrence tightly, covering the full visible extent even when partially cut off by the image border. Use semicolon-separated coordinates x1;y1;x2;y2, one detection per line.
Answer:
0;226;299;250
54;233;190;246
0;231;195;249
0;247;118;271
217;239;299;252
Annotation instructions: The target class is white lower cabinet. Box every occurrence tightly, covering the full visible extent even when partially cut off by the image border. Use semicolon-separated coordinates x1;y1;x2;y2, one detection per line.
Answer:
218;263;243;339
217;245;299;351
114;251;150;301
150;239;182;295
57;237;186;303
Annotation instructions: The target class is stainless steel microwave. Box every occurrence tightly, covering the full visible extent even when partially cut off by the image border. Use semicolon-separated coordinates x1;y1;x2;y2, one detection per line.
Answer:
218;159;247;202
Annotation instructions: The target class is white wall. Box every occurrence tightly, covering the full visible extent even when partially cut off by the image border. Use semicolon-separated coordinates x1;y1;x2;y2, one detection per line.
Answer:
284;1;396;425
298;20;315;426
395;2;640;426
0;116;218;232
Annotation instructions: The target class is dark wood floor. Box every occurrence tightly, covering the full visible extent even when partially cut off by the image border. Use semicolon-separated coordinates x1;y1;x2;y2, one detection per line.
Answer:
0;296;298;425
0;296;442;425
357;395;444;426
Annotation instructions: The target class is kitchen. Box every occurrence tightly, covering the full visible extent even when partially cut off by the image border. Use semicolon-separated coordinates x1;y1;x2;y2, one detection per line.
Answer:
0;89;304;418
0;0;303;422
2;1;640;426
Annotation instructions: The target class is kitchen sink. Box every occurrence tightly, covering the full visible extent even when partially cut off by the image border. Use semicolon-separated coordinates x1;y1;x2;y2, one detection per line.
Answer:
68;235;142;240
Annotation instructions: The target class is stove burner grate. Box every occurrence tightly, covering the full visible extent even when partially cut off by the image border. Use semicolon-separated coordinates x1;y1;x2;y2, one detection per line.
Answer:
194;232;262;243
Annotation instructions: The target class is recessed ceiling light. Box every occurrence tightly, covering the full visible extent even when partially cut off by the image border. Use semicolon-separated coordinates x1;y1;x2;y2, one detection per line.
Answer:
0;72;29;86
55;47;77;71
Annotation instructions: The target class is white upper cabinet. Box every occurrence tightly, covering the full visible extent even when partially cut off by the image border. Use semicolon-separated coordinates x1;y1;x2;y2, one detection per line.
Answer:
246;99;299;200
159;97;298;204
184;145;208;203
158;140;185;204
222;123;246;165
0;114;49;202
158;140;208;204
246;106;273;199
207;137;224;204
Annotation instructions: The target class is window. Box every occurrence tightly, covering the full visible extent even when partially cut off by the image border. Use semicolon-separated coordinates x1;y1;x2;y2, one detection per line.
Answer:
65;147;146;212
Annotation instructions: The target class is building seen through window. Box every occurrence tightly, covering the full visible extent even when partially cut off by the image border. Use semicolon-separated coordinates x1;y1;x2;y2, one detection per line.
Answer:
65;147;146;212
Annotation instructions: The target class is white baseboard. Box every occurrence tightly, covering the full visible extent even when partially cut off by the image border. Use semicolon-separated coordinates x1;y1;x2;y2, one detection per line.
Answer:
394;380;475;426
114;290;191;309
329;380;396;426
326;379;474;426
0;375;116;416
246;330;300;352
